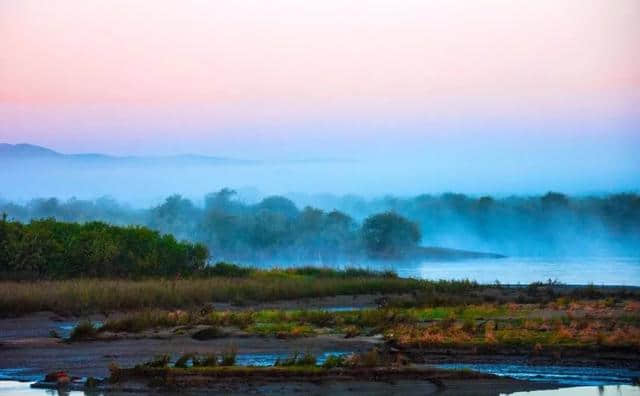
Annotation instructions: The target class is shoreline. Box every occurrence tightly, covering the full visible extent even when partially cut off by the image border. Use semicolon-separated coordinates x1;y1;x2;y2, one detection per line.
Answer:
2;280;638;394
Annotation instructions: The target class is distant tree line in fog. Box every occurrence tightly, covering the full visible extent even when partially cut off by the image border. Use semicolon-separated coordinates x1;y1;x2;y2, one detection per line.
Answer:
1;190;639;260
0;189;422;263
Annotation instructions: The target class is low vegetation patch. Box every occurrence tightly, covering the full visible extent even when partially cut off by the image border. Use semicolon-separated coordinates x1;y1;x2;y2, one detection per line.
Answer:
274;352;317;367
108;347;499;390
96;300;640;351
0;269;479;316
68;320;99;341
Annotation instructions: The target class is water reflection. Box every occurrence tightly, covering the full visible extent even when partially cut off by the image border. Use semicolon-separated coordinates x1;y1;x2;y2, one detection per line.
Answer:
2;381;638;396
406;257;640;285
0;381;92;396
56;321;103;339
505;385;640;395
253;257;640;285
437;364;640;386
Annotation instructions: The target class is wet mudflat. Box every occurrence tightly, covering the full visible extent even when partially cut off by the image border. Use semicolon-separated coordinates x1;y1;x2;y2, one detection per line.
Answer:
2;284;639;396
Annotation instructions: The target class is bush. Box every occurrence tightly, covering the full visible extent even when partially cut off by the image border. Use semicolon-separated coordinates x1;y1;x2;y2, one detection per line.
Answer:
275;351;317;367
220;344;237;366
192;353;218;367
68;320;98;341
361;212;421;258
321;354;346;369
360;349;381;367
141;354;171;368
0;218;208;279
202;262;254;278
174;353;194;368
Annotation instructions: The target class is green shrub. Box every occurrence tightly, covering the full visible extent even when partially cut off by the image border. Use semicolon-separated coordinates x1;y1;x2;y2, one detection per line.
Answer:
203;262;254;277
141;354;171;368
192;353;218;367
322;355;346;369
220;344;237;366
0;218;208;280
275;351;317;367
174;353;194;368
68;320;98;341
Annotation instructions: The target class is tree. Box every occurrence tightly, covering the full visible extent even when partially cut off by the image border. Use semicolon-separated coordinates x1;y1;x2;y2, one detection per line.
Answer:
541;192;569;208
361;212;421;258
255;196;299;219
148;195;199;240
205;188;238;212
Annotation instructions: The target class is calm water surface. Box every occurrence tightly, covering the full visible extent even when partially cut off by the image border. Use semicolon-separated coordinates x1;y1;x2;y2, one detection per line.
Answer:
400;257;640;285
436;364;640;386
2;361;639;395
1;381;637;396
256;257;640;285
505;385;640;395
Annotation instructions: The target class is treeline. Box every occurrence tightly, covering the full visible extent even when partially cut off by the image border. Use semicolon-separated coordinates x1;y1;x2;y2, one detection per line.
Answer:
0;217;208;279
0;190;422;261
1;190;639;258
302;192;640;256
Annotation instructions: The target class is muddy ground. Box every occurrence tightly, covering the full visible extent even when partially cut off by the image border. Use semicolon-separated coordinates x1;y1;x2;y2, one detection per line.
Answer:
1;289;639;395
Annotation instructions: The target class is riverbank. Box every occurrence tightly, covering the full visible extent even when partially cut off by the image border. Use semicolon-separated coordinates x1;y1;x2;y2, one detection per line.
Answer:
1;274;638;394
1;292;639;379
2;268;639;317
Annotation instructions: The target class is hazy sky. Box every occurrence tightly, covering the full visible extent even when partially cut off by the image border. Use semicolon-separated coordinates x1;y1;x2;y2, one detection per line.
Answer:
1;0;639;192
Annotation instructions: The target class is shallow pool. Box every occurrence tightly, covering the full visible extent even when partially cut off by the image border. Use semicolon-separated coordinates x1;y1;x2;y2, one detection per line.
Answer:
505;385;640;395
437;363;640;386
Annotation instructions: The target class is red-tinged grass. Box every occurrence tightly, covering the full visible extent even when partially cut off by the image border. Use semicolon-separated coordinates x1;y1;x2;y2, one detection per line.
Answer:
384;310;640;350
91;301;640;351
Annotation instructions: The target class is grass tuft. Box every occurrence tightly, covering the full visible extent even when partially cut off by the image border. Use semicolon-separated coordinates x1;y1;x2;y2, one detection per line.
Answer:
68;320;98;341
275;351;317;367
220;344;237;366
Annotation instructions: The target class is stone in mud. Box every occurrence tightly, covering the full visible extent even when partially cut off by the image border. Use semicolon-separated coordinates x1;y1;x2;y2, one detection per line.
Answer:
44;371;70;386
192;326;225;340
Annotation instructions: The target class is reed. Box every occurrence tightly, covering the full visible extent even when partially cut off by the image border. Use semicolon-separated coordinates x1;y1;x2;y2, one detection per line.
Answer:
0;273;476;316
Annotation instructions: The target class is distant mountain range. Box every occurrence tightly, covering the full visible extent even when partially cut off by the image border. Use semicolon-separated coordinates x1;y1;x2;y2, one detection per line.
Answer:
0;143;251;165
0;143;353;165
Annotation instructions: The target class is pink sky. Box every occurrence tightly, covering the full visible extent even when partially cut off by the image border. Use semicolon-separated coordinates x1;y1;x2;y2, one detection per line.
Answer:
1;0;639;156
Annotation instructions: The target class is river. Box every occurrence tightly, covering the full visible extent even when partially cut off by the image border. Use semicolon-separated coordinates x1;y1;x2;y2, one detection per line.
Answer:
254;256;640;286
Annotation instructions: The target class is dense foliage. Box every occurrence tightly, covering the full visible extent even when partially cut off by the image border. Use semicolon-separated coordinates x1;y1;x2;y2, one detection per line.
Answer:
297;191;640;256
1;189;639;260
0;217;208;279
0;190;422;262
361;212;421;258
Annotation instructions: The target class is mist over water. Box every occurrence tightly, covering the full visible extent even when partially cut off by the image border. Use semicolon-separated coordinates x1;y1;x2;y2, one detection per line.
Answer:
1;165;639;286
395;257;640;286
1;143;639;285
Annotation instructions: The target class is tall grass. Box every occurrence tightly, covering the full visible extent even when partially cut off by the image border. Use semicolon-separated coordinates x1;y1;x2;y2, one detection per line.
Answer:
0;273;476;316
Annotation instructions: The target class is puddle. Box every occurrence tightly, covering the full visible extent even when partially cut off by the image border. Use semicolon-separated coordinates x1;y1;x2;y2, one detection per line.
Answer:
0;381;106;395
0;368;42;382
1;381;637;396
437;363;640;386
322;307;363;312
505;385;640;395
186;351;350;367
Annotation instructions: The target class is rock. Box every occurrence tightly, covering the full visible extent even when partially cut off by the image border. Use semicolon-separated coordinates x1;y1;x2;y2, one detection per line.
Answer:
44;371;70;387
56;376;70;387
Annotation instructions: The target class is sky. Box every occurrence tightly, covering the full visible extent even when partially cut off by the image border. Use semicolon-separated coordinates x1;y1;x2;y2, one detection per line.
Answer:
0;0;639;194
